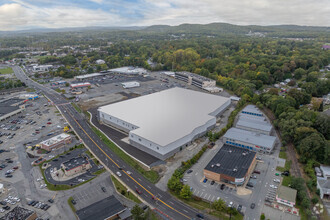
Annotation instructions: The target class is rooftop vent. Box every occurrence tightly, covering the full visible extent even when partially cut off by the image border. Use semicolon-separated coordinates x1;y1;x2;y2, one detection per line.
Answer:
242;153;246;156
216;163;221;167
229;150;232;153
233;168;238;172
211;165;214;168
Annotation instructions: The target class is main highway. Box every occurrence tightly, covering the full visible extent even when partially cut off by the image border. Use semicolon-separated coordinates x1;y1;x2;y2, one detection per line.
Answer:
13;66;205;220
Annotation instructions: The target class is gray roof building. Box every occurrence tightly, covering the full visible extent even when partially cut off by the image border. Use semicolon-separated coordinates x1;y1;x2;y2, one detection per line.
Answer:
320;165;330;178
224;127;276;151
277;186;297;204
76;195;128;220
317;178;330;199
62;156;89;171
0;206;36;220
236;115;272;134
241;105;264;117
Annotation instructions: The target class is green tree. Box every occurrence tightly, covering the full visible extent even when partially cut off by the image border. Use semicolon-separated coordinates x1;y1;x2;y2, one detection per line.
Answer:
260;213;266;220
131;205;145;220
212;198;226;212
179;185;192;200
167;177;183;193
293;68;306;79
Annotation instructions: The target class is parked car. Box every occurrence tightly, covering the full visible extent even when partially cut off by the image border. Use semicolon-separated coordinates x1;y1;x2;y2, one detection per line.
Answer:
220;184;225;190
101;187;106;192
71;199;76;205
203;178;207;183
253;170;261;174
187;170;193;174
210;180;215;185
250;203;255;209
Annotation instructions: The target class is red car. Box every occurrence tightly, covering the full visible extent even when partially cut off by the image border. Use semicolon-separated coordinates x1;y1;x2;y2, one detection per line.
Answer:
136;189;142;194
13;166;19;170
47;122;52;124
152;196;157;200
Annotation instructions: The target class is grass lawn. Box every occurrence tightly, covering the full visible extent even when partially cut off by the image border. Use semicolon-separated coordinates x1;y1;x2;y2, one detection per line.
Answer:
281;175;292;187
180;198;243;220
279;147;287;159
0;67;13;74
276;160;292;172
90;125;159;183
72;103;82;113
26;88;36;92
111;175;141;204
68;197;76;212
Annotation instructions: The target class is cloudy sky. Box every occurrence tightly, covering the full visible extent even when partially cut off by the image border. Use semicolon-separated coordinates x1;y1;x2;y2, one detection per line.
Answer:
0;0;329;31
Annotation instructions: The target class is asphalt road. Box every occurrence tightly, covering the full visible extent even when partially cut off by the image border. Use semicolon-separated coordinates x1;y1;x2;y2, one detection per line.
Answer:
13;66;204;220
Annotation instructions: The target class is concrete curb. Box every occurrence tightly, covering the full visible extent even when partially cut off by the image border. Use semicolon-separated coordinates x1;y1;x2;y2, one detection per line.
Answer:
87;110;151;169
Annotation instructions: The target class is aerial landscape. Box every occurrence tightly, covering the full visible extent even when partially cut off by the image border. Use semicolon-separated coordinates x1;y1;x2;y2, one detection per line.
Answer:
0;1;329;220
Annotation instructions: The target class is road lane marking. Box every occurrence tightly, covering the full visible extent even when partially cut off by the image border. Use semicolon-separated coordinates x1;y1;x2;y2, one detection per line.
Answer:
62;106;191;219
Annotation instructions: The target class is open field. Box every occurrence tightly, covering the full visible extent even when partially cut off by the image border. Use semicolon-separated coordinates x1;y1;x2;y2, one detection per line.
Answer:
0;67;13;74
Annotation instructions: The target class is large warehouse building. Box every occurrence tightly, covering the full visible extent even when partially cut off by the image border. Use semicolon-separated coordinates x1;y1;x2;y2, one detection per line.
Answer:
98;87;231;160
223;128;276;153
204;145;256;185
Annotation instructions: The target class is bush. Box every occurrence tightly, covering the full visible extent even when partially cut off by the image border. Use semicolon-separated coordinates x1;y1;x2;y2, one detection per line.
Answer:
121;190;126;195
260;213;266;220
311;196;318;204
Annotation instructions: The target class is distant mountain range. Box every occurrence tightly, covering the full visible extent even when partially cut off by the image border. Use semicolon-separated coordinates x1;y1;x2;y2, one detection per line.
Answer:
0;23;329;37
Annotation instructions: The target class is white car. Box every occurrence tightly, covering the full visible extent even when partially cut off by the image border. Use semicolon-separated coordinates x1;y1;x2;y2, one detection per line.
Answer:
270;184;275;188
126;171;132;175
273;179;280;183
0;209;4;213
50;168;53;173
8;196;13;200
228;201;233;207
116;171;122;177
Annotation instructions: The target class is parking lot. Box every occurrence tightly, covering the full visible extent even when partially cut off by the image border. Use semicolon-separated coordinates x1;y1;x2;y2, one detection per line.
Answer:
44;148;103;186
0;94;78;218
71;175;114;210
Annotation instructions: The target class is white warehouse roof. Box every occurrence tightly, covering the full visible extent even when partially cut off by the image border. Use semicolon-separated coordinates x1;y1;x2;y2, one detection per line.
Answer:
99;87;230;146
224;128;276;149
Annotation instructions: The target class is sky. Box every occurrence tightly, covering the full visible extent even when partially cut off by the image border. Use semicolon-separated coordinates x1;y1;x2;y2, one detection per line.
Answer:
0;0;329;31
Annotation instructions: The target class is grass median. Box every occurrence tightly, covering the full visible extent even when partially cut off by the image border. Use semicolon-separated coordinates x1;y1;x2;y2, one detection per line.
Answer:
68;197;76;212
111;175;142;204
90;124;159;184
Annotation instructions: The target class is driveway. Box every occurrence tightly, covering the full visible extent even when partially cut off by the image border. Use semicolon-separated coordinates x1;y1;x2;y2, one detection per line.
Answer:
44;148;101;186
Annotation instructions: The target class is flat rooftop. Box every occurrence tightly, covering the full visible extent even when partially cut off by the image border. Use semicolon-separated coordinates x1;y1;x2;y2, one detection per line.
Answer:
99;87;230;146
40;133;70;147
236;116;272;132
242;105;263;115
224;128;276;149
76;73;102;79
176;71;215;82
62;156;89;171
204;144;256;178
109;66;147;74
76;195;126;220
277;186;297;202
0;206;35;220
